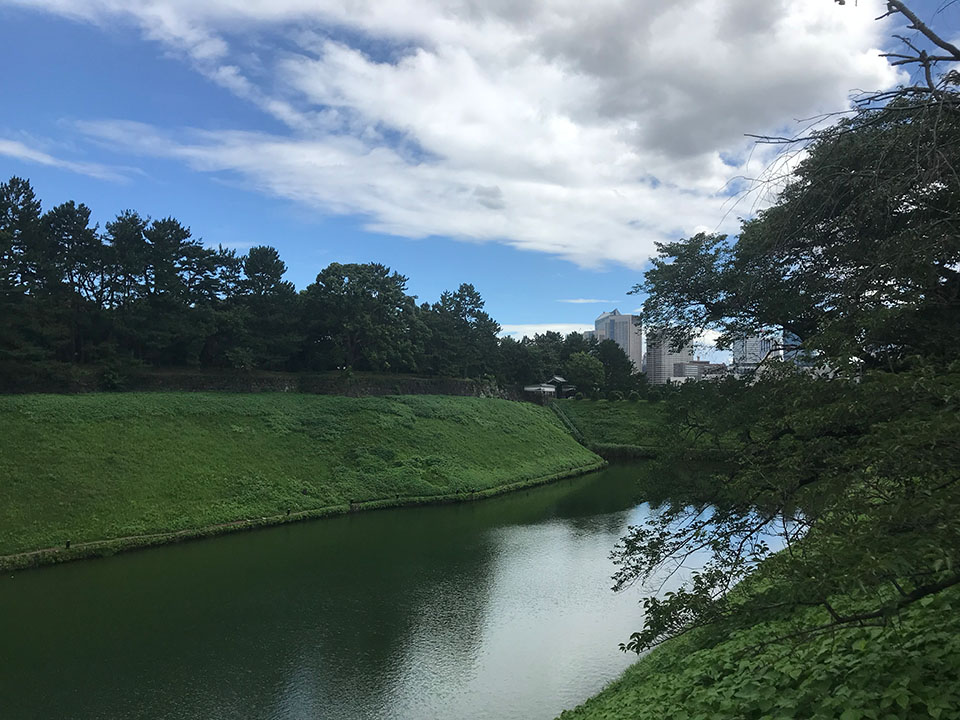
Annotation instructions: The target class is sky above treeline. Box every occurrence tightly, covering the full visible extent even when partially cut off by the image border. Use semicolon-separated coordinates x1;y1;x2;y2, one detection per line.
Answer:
1;0;956;341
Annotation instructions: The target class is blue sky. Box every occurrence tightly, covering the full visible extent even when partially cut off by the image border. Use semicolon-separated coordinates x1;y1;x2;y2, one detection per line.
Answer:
1;0;954;340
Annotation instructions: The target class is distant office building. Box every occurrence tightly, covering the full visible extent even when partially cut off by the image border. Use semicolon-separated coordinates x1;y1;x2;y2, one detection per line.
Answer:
680;360;726;380
731;333;782;376
701;363;729;381
594;309;643;372
582;330;596;341
661;359;725;383
733;331;825;377
645;332;694;384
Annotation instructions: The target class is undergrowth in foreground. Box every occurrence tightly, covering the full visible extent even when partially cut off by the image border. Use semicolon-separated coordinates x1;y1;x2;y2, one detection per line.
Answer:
0;393;600;556
559;584;960;720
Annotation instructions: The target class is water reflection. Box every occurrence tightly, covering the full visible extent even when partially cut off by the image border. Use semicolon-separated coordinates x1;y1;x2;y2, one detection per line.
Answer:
1;463;666;720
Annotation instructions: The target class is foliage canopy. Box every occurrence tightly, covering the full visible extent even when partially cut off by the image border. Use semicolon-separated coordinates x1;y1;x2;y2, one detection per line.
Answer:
617;4;960;661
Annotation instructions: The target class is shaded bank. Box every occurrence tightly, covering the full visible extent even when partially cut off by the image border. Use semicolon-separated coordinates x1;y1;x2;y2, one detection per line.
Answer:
0;365;520;398
0;393;602;571
552;399;662;459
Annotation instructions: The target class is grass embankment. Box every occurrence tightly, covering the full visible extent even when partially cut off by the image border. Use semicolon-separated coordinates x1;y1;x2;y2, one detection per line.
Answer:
553;399;663;458
0;393;603;570
559;583;960;719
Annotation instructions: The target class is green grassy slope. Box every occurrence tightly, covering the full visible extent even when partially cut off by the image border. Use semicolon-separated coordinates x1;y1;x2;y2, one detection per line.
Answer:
554;399;663;451
559;585;960;719
0;393;601;558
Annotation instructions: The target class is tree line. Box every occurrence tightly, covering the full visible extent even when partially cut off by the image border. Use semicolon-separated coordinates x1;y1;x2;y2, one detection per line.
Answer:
0;176;641;392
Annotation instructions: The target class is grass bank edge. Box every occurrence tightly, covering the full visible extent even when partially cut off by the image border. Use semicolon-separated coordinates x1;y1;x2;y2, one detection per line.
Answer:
1;393;605;572
552;399;661;459
0;459;606;573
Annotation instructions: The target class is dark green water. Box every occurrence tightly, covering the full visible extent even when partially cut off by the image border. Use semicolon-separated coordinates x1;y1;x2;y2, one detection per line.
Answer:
1;464;666;720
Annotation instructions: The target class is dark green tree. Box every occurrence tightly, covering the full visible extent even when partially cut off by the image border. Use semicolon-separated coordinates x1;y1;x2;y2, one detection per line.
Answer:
104;210;150;309
593;338;636;392
636;52;960;368
0;177;51;366
616;3;960;655
301;262;417;371
422;283;500;377
242;245;294;297
531;331;564;377
495;335;539;385
128;218;220;365
41;201;106;361
0;177;42;293
562;331;597;361
562;351;604;394
233;245;300;369
0;176;526;383
42;201;103;297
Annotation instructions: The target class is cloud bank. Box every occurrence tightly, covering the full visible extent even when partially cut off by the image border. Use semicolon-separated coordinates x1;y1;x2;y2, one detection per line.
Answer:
4;0;902;267
557;299;617;305
499;323;595;340
0;138;131;182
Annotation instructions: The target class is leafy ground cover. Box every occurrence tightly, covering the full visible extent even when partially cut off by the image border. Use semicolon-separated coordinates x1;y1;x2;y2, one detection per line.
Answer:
559;582;960;720
0;393;601;559
554;399;663;452
556;370;960;720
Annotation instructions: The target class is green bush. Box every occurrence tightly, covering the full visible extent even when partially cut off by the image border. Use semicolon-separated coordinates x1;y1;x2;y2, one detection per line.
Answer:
99;363;129;391
609;390;624;401
560;585;960;720
574;392;584;401
628;390;640;402
225;347;256;371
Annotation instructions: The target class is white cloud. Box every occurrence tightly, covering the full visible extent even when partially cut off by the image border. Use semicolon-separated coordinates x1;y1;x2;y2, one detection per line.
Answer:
499;323;594;340
0;138;130;182
4;0;907;266
558;298;616;304
692;329;731;363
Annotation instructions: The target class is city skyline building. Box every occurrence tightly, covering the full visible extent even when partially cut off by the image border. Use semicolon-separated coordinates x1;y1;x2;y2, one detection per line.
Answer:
644;331;695;384
681;360;726;380
731;332;783;376
593;309;643;372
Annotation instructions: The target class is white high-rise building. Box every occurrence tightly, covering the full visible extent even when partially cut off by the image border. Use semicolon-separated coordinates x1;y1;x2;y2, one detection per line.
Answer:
593;310;643;372
731;333;783;376
645;331;695;384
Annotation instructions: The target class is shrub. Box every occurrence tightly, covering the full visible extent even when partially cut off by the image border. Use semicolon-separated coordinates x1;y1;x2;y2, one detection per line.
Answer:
610;390;624;401
628;390;640;402
574;392;584;400
225;347;256;371
99;364;129;391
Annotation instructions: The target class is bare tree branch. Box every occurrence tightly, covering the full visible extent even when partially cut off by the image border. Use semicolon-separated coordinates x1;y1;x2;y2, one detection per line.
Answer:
885;0;960;61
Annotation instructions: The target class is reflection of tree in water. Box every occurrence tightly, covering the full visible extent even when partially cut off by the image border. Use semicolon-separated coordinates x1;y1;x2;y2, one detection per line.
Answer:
0;463;652;720
0;505;501;720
